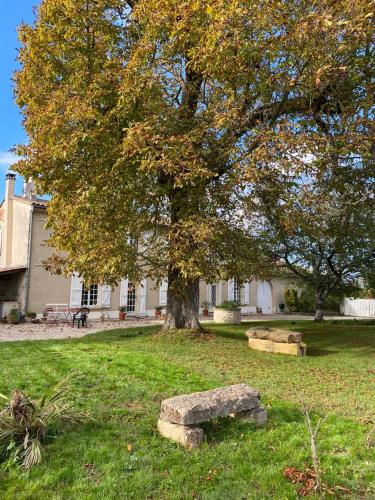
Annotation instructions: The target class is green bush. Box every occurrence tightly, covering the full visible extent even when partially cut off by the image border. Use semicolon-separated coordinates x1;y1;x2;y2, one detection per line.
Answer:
216;300;240;310
6;309;21;325
284;289;299;312
285;287;342;313
298;288;315;313
324;293;341;313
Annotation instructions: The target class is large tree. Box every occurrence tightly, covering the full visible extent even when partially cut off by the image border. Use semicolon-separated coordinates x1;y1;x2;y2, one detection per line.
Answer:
245;114;375;320
14;0;374;329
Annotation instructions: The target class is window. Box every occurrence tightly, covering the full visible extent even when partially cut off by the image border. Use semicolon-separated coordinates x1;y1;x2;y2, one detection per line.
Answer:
127;282;136;312
210;284;217;307
234;279;241;304
81;284;98;306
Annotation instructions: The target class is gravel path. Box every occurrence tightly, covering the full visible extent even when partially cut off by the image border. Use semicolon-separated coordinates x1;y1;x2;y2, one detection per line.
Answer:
0;314;355;342
0;319;162;342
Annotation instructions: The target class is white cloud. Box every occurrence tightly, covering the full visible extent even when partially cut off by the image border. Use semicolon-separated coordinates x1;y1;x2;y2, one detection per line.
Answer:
0;151;19;167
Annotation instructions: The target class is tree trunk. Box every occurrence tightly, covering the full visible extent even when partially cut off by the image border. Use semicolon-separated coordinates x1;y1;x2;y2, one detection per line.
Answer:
314;290;325;321
163;268;201;330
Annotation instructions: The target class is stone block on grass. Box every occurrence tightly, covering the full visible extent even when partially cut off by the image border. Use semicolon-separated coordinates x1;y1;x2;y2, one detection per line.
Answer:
246;327;302;344
248;338;307;356
231;406;268;425
160;384;260;425
157;419;203;449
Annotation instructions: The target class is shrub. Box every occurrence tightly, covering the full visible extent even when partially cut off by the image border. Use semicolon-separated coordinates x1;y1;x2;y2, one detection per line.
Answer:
285;289;299;312
298;289;315;313
26;312;37;319
0;374;88;470
6;309;21;325
216;300;240;310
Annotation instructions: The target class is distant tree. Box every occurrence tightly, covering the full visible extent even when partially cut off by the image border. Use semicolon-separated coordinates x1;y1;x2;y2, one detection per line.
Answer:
14;0;374;329
247;123;375;320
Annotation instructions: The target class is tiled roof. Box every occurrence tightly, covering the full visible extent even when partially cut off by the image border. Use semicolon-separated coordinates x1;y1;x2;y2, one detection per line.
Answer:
12;195;48;208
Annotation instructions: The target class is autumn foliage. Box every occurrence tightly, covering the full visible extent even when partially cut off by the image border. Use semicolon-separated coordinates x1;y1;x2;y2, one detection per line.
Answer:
14;0;374;328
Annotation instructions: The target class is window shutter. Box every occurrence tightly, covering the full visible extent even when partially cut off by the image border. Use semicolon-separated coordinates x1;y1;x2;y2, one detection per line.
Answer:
228;279;235;301
206;284;211;303
243;282;250;305
120;278;129;307
70;274;83;308
99;285;111;308
139;279;147;316
159;279;168;306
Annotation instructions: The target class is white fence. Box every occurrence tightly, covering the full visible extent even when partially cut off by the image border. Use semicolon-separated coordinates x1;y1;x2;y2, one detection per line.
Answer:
340;298;375;318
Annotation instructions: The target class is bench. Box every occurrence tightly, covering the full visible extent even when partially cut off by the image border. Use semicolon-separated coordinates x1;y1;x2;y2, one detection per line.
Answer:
44;304;71;323
157;384;267;448
246;327;307;356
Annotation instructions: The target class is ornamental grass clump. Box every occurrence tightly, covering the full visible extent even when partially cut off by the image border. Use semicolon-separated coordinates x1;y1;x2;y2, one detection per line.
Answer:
0;374;87;470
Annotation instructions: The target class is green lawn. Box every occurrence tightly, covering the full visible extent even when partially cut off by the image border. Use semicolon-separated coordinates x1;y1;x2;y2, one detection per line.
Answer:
0;320;374;499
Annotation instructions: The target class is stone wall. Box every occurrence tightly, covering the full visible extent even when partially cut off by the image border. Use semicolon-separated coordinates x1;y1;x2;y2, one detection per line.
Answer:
213;307;241;324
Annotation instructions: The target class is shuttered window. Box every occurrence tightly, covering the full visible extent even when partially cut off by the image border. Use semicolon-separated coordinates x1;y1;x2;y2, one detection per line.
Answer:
234;279;241;304
127;282;136;312
159;280;168;306
210;284;217;307
81;284;98;306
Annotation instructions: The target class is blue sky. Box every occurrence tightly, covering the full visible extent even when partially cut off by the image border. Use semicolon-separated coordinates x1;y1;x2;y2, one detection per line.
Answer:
0;1;38;200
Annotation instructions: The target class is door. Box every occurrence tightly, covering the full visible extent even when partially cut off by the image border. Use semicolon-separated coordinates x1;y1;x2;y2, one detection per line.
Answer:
257;281;272;314
139;279;147;316
207;284;217;308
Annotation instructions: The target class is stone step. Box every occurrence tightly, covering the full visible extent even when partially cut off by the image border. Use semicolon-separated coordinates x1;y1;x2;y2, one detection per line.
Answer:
160;384;260;425
248;338;307;356
246;328;302;344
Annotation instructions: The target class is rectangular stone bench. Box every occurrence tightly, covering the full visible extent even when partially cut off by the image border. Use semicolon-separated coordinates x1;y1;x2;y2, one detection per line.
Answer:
157;384;267;448
246;328;307;356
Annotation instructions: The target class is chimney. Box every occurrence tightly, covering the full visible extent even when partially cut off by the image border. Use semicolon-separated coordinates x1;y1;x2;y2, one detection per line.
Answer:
5;173;16;199
23;177;35;200
2;173;16;266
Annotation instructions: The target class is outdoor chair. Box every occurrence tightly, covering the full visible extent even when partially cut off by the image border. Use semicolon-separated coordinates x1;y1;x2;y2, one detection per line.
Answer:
72;307;90;328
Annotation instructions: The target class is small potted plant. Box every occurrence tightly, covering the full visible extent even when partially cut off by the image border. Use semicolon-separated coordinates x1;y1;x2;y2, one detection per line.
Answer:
6;309;20;325
119;306;127;321
25;312;37;323
201;301;210;317
155;306;163;319
279;303;285;312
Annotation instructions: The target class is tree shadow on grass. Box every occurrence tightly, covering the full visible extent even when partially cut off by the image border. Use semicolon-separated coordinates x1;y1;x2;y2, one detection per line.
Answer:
206;329;248;341
81;327;158;343
305;346;339;357
200;406;305;445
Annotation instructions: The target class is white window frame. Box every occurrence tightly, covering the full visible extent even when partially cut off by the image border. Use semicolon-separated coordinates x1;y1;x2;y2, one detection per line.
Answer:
81;284;99;306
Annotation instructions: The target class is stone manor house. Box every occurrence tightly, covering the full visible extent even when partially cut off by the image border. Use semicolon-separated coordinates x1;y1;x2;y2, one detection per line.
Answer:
0;173;288;318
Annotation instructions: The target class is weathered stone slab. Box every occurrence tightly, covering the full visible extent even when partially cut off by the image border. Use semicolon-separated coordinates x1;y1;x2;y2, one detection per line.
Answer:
213;308;241;324
157;419;203;449
248;338;307;356
246;328;302;344
231;406;268;425
160;384;260;425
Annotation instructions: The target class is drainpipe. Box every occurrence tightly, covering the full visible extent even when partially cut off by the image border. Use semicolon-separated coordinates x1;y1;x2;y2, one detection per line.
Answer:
23;205;34;314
